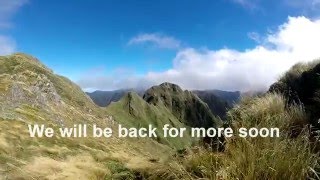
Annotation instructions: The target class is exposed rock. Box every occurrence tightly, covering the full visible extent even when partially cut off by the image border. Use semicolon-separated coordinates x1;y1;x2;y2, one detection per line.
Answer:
8;83;26;106
31;74;62;106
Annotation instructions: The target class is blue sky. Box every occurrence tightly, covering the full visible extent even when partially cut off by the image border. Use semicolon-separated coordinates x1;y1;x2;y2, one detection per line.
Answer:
1;0;320;91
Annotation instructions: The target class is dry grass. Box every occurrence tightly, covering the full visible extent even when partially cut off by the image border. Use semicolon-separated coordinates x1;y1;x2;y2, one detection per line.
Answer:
150;93;320;180
10;154;109;180
0;111;172;180
279;59;320;84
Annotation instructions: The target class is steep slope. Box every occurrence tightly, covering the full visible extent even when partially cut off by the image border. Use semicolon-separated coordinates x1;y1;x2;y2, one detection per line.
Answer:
87;89;144;107
269;60;320;127
106;92;193;149
166;93;318;179
143;82;221;128
193;90;240;105
0;53;173;179
192;90;231;119
87;90;128;107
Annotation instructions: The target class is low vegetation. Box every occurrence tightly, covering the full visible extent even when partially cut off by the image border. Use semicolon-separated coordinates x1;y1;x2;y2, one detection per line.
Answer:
0;54;173;179
1;54;320;179
148;94;320;179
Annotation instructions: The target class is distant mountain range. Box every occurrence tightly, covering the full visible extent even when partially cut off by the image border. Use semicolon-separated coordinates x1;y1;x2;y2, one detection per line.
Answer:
87;87;240;119
105;82;224;148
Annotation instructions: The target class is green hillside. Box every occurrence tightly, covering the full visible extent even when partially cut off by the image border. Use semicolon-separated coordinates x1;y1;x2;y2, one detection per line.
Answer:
106;83;224;149
193;90;232;119
106;92;193;149
0;54;175;179
143;82;222;128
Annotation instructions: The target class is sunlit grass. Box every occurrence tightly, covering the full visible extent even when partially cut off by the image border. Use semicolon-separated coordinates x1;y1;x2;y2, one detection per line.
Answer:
151;93;320;179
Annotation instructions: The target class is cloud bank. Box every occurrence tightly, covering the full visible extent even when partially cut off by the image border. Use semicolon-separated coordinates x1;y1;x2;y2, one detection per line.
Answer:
79;16;320;92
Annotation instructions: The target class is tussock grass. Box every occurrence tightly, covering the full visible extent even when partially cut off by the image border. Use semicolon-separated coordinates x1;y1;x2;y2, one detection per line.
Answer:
11;154;110;180
278;59;320;86
151;93;320;179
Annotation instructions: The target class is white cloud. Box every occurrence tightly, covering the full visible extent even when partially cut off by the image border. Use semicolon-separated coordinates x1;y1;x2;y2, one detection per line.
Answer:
79;16;320;92
0;35;16;55
128;33;181;49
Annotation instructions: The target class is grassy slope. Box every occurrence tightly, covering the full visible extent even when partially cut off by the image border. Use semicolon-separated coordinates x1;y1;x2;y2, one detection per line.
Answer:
149;94;319;179
143;83;222;129
193;90;231;119
0;54;174;179
106;92;193;149
269;60;320;126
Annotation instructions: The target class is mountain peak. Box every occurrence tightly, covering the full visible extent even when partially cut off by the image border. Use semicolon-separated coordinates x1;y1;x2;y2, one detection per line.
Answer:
143;83;221;128
0;53;53;74
159;82;183;92
12;53;40;61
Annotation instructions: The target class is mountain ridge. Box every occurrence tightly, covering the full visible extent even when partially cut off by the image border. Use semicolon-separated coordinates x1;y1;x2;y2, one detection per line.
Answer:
87;87;239;120
143;82;221;128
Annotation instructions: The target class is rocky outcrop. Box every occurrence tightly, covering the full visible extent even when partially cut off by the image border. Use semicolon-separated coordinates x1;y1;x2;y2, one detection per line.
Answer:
4;72;62;109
